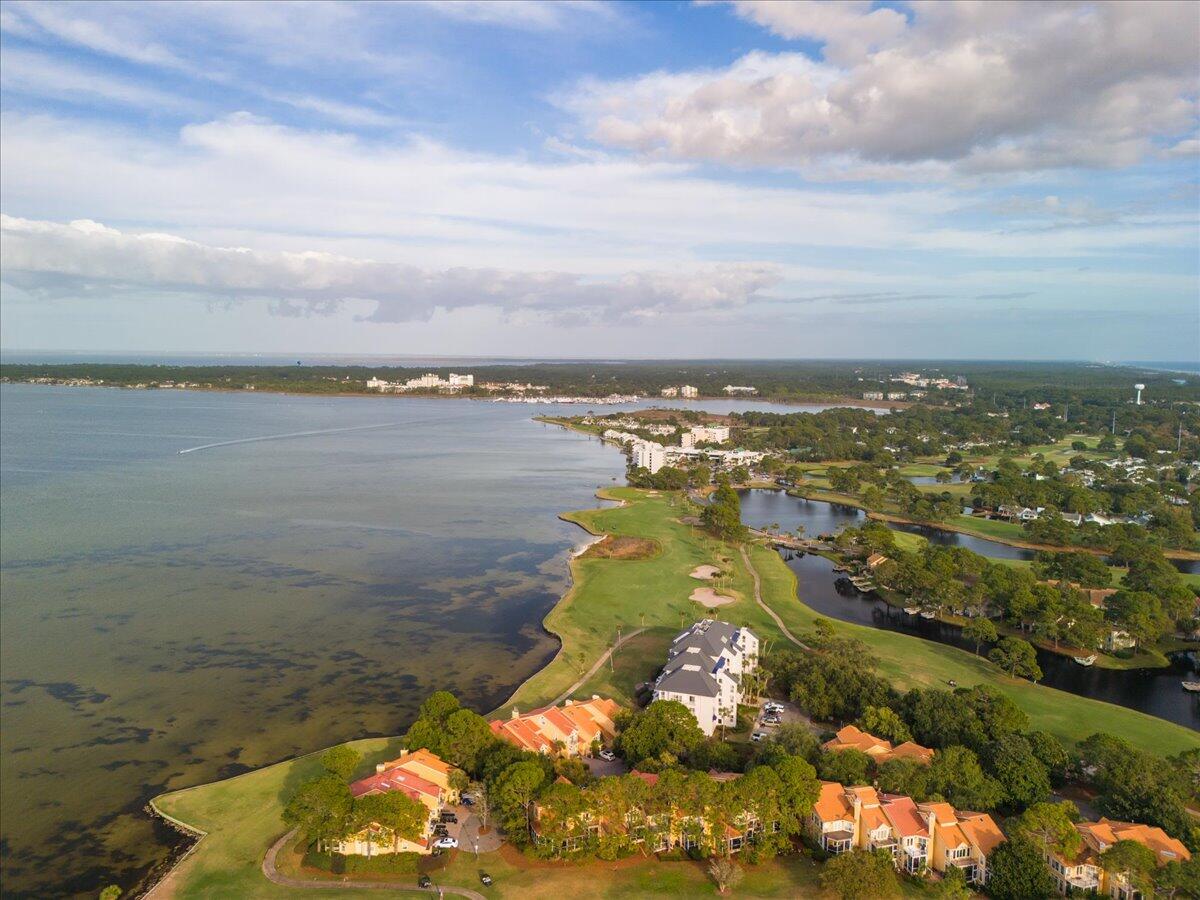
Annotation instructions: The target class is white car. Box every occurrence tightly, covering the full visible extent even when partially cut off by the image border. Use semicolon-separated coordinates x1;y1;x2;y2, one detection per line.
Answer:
433;837;459;850
750;731;767;742
598;748;616;761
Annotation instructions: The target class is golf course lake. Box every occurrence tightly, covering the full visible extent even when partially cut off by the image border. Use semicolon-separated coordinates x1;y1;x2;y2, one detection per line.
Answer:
737;489;1200;730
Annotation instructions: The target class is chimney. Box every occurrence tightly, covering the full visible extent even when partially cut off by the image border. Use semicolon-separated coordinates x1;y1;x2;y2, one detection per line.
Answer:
511;707;520;719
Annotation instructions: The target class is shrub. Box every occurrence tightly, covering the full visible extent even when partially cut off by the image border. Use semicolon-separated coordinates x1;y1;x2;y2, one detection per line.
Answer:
342;852;422;874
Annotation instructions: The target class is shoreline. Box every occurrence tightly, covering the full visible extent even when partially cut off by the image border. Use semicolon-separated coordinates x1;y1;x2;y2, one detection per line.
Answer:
136;418;1196;897
0;378;904;412
145;487;1200;896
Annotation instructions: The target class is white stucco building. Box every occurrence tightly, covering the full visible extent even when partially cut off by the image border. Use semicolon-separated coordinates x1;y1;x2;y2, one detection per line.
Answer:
633;442;667;474
652;621;759;735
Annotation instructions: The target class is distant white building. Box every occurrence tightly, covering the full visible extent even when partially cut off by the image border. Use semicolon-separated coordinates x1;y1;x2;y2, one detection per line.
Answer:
660;386;679;398
366;372;473;392
653;621;759;735
680;385;699;398
633;442;667;474
689;425;730;445
723;385;757;395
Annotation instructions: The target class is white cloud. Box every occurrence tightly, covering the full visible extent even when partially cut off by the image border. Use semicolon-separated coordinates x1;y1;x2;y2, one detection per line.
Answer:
564;0;1199;175
0;215;782;324
0;47;199;113
413;0;619;30
715;1;907;65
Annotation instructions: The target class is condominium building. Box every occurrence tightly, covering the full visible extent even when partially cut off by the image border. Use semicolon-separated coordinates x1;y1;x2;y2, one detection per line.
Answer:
823;725;934;765
680;385;699;398
332;749;461;856
808;782;1004;886
652;621;759;735
633;441;667;474
490;696;622;758
1047;818;1190;896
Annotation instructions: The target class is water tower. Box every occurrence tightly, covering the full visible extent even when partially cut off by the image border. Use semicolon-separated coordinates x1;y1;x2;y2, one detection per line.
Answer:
1134;383;1145;405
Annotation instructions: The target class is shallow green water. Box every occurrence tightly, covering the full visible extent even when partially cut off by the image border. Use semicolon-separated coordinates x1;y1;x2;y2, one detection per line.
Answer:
0;386;628;897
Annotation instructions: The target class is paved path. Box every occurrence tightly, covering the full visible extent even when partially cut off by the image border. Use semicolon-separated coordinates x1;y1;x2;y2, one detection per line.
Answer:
262;829;486;898
739;545;811;652
550;627;647;706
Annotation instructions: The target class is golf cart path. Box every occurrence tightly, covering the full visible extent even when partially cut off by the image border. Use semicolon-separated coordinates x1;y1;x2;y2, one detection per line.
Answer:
262;828;486;898
740;546;811;651
551;627;647;706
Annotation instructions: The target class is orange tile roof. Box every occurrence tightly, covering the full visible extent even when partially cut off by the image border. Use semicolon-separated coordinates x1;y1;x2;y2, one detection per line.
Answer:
958;812;1005;857
1078;819;1191;866
891;741;935;764
403;748;452;775
814;781;855;824
824;725;892;756
880;794;927;839
824;725;933;764
491;697;622;755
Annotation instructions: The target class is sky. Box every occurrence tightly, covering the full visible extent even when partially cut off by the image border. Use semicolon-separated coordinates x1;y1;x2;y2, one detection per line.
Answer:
1;0;1197;361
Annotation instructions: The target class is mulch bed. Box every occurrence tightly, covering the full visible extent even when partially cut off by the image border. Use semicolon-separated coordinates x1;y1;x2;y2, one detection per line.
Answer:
581;535;659;560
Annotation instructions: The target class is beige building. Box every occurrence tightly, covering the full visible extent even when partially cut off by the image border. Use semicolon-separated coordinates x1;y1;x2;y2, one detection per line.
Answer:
490;696;622;757
808;782;1003;886
332;749;461;856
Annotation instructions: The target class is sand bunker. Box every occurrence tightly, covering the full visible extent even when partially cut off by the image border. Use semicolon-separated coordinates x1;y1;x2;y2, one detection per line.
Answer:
690;587;735;608
689;565;720;580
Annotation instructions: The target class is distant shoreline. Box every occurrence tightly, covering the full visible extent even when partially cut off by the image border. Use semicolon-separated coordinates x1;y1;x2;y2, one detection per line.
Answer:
0;379;903;411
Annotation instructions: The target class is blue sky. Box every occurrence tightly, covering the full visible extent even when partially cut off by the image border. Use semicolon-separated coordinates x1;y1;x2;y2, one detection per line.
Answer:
1;0;1197;360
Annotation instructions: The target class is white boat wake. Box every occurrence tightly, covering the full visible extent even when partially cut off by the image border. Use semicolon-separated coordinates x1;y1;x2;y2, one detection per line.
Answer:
178;421;410;454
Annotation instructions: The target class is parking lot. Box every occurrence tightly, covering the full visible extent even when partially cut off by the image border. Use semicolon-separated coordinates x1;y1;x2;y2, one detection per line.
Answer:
749;698;815;742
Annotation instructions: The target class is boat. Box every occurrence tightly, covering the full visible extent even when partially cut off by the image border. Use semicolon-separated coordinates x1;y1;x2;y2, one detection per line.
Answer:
1182;681;1200;693
920;611;937;619
903;607;920;615
1073;655;1097;667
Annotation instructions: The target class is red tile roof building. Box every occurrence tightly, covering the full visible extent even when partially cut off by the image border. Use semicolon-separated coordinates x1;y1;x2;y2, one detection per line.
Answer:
331;749;461;857
490;696;621;757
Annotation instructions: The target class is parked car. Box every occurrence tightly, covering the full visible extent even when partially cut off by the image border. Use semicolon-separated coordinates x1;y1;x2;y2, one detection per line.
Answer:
418;875;432;888
461;795;475;806
439;811;458;823
434;836;459;849
750;731;767;742
598;748;615;761
480;873;493;886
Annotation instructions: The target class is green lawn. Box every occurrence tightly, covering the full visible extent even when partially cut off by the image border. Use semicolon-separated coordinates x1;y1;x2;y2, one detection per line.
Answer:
506;488;790;711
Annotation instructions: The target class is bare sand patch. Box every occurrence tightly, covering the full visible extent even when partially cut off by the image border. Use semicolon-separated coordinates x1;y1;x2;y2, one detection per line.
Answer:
689;565;720;580
690;587;735;608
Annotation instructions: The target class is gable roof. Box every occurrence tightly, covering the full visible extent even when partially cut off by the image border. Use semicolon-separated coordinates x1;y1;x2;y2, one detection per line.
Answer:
823;726;933;764
490;697;623;754
813;781;855;824
958;812;1005;857
655;664;720;698
351;765;442;802
1077;819;1191;866
880;794;927;839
